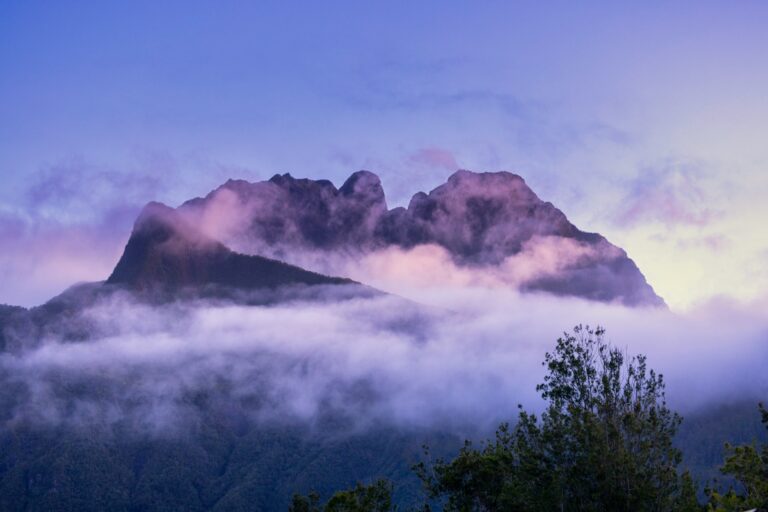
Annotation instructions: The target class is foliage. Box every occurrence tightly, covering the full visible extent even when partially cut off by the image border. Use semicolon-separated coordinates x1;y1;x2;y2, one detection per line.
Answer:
706;403;768;511
289;491;322;512
0;423;434;512
416;325;686;512
289;480;395;512
676;471;705;512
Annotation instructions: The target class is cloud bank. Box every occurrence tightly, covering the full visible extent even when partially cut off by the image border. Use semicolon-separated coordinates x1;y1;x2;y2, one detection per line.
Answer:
1;288;765;438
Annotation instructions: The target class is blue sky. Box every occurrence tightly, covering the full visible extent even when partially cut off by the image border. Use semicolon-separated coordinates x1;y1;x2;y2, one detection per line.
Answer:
1;1;767;308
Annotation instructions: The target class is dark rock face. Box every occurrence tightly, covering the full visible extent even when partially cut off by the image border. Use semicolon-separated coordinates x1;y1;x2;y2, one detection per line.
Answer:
377;171;581;262
107;202;354;293
180;171;388;259
179;170;664;307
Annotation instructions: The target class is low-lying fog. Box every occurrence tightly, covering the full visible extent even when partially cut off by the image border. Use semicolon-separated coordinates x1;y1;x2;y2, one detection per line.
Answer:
2;283;765;436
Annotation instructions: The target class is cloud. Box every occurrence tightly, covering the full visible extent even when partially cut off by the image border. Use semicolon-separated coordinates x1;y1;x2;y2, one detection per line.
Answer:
675;234;730;251
615;161;721;228
408;147;459;170
25;157;167;223
341;238;613;292
0;216;129;307
1;287;765;438
0;156;183;307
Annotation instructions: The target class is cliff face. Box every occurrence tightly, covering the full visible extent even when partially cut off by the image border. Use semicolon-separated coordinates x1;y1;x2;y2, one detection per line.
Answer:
178;170;664;307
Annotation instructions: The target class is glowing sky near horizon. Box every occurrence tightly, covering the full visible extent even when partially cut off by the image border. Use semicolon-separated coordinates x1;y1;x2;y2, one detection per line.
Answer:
1;1;767;309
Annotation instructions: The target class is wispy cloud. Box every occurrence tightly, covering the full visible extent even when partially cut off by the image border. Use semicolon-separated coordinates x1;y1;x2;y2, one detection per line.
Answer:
0;157;180;306
615;160;721;228
25;158;164;223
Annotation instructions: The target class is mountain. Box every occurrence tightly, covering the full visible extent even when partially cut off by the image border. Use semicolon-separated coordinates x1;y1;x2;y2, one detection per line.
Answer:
179;170;664;307
0;203;369;352
107;201;355;293
0;171;757;512
0;304;27;352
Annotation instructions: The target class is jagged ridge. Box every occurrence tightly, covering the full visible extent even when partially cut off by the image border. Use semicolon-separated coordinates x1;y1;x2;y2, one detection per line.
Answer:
178;170;664;307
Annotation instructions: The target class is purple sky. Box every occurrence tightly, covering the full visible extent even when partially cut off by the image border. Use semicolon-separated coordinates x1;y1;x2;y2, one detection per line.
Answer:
1;1;767;308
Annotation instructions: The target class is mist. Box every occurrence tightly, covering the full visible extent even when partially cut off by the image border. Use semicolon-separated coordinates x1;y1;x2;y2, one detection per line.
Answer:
1;284;765;438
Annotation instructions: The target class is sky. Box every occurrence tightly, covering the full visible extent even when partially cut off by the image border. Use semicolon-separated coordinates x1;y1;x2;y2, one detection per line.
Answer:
1;0;767;309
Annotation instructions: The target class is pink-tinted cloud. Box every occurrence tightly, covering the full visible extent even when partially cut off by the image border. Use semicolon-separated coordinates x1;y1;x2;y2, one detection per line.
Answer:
342;236;611;293
0;159;173;306
0;219;128;307
408;147;459;170
616;163;720;228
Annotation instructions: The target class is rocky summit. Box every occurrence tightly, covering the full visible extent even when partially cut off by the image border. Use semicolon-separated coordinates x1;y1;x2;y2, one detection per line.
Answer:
107;201;354;293
178;170;664;307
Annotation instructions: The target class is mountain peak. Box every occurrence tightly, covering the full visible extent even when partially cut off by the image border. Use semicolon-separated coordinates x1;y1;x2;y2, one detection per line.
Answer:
176;169;664;307
268;172;293;184
442;170;538;203
448;169;525;184
107;201;352;293
268;172;336;190
340;170;382;195
132;201;208;245
134;201;176;230
107;202;225;289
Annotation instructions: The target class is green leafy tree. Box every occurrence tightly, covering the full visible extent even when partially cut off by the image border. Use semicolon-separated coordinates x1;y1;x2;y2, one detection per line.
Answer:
417;325;686;512
676;471;705;512
706;403;768;511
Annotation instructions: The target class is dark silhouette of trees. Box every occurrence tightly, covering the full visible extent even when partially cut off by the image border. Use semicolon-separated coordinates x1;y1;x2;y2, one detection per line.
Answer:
706;403;768;511
416;325;686;511
289;480;394;512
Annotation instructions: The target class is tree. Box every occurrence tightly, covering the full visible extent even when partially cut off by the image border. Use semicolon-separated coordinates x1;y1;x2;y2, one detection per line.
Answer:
289;491;321;512
706;403;768;511
417;325;686;512
289;480;395;512
677;471;705;512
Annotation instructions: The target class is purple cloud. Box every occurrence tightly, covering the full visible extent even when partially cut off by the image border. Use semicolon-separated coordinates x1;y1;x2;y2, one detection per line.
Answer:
25;158;167;223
